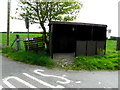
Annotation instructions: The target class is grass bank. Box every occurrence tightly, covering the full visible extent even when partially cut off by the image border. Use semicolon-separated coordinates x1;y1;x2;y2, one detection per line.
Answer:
72;51;119;70
2;47;54;68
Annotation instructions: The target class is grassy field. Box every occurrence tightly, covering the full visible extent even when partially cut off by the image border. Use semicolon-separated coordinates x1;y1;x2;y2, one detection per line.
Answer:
1;33;42;50
106;40;117;50
1;33;119;70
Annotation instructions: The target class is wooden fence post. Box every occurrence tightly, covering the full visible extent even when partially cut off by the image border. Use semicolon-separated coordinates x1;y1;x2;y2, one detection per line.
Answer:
16;35;20;51
116;38;120;50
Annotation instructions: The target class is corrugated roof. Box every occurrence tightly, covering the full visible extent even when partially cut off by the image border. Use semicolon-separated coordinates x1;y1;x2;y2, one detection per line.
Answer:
49;21;107;27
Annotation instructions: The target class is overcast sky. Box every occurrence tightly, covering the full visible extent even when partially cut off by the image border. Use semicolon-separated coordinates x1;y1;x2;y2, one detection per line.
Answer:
0;0;119;37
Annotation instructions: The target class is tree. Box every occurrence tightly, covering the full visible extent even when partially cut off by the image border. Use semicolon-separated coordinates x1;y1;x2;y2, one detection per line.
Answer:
13;0;82;49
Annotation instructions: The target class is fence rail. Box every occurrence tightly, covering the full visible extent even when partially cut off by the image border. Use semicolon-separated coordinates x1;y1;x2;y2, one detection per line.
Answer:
23;37;45;51
11;35;45;51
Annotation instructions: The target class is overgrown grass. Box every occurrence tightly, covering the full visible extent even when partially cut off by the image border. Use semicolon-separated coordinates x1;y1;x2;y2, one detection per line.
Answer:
72;53;119;70
2;47;54;68
106;40;117;50
72;40;119;70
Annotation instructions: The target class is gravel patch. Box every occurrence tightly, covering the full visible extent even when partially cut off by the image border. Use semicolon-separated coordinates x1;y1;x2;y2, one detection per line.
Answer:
53;53;75;68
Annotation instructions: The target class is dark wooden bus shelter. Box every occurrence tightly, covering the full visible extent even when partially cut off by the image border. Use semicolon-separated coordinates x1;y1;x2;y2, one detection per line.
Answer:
49;21;107;58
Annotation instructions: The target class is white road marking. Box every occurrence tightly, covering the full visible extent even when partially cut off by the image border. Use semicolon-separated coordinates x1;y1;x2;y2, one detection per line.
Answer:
34;69;71;84
75;81;81;84
3;76;37;88
103;86;112;89
62;75;66;77
23;73;64;88
0;85;3;90
98;82;102;84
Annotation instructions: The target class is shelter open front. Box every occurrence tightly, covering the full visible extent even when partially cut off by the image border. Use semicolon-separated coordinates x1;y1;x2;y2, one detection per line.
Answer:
52;24;76;53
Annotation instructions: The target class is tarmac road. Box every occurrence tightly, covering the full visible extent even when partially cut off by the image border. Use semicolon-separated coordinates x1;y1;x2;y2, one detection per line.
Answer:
0;55;118;89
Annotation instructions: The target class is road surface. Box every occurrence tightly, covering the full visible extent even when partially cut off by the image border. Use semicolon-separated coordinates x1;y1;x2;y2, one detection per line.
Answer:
0;55;118;88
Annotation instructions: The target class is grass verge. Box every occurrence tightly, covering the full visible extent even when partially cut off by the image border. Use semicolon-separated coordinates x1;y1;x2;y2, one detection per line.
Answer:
2;47;54;68
72;51;119;70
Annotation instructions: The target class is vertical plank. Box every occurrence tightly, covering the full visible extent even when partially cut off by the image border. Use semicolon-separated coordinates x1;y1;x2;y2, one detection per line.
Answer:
97;41;106;55
76;41;87;56
87;41;96;56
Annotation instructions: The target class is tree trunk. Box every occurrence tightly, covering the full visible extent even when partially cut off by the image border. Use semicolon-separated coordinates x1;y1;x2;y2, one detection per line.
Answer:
116;38;120;50
40;23;49;51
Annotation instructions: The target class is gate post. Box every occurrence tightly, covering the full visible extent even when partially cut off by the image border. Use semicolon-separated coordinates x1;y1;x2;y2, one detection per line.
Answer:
16;35;20;51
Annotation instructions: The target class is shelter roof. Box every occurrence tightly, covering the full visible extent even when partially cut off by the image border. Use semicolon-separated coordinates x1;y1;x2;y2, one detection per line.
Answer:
49;21;107;27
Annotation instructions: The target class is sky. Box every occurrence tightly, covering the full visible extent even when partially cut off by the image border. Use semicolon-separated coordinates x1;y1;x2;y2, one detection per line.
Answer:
0;0;119;37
